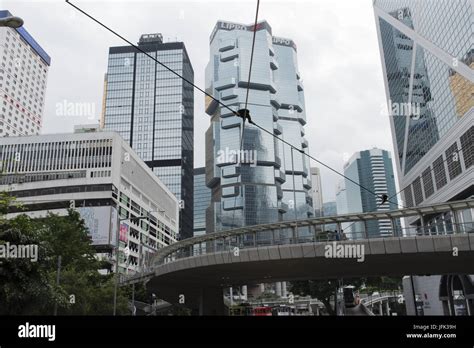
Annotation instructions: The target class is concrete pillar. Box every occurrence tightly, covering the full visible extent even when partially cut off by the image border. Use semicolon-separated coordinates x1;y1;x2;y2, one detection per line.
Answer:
390;218;397;237
419;214;425;235
378;302;383;316
385;300;390;316
275;282;282;297
260;283;265;293
282;281;288;297
198;287;225;316
242;285;247;301
451;209;461;233
363;220;369;239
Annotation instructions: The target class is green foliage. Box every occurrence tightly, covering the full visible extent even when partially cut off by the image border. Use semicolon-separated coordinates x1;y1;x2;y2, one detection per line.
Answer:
290;279;337;315
0;194;130;315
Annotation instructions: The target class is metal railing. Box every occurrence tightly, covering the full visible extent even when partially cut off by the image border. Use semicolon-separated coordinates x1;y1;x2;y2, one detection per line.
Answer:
120;198;473;284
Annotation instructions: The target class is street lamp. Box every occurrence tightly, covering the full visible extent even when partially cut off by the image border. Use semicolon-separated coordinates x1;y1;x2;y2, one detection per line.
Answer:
0;15;24;28
113;209;165;315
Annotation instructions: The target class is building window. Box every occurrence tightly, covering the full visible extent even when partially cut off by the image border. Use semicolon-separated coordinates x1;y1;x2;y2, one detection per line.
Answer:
422;167;434;199
460;126;473;169
432;155;447;190
403;185;414;207
445;142;462;180
412;177;423;206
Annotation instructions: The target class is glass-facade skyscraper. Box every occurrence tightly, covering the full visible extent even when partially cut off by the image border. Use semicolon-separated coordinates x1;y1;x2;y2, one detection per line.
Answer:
103;33;194;239
205;20;312;232
374;0;473;315
193;167;211;237
342;148;399;238
374;0;473;208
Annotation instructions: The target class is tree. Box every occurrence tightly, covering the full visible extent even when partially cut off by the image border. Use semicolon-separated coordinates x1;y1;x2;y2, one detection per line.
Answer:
290;279;338;315
0;193;129;315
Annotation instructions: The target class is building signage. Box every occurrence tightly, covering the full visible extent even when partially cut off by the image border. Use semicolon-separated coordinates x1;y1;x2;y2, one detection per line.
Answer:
272;36;297;51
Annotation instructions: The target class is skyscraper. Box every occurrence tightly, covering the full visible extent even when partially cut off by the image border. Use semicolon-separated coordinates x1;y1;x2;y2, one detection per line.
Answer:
310;167;323;217
335;180;351;235
0;10;50;137
322;201;337;232
205;20;312;232
374;0;473;315
343;148;399;238
193;167;211;237
103;33;194;239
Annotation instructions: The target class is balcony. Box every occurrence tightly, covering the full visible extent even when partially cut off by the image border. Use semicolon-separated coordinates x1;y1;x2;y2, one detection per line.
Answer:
275;169;285;183
221;117;241;129
223;197;243;210
270;56;279;70
273;122;282;135
215;77;237;91
278;201;288;213
220;48;239;62
219;39;236;52
221;89;238;101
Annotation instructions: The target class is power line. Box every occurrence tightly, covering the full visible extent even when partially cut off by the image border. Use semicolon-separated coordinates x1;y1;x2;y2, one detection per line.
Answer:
231;0;260;230
386;145;467;205
66;0;405;214
339;146;468;235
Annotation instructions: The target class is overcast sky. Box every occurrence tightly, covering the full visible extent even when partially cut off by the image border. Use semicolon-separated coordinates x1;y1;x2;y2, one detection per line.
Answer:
4;0;396;202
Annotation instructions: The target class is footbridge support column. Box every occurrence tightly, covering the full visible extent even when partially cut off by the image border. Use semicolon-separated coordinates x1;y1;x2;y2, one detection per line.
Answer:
198;287;225;316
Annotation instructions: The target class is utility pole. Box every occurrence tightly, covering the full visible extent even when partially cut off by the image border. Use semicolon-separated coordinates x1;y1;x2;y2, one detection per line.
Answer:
54;255;62;316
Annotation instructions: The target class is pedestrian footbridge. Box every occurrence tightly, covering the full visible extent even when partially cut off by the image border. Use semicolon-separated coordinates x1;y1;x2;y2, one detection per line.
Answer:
123;199;474;315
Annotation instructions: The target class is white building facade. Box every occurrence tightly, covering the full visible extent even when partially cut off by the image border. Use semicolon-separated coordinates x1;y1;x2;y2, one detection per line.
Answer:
0;130;179;274
0;10;50;137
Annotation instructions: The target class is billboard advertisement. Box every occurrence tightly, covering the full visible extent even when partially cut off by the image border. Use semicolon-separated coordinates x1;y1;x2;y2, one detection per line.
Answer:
78;206;118;246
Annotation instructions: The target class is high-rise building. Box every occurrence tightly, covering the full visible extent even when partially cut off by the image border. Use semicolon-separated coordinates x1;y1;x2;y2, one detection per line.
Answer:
193;167;211;237
322;201;337;231
310;167;323;217
205;20;312;233
343;148;399;238
0;128;179;274
335;180;351;235
374;0;474;315
103;33;194;239
0;10;50;137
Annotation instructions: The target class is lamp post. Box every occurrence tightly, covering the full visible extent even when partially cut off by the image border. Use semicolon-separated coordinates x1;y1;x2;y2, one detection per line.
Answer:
113;210;165;315
0;15;24;28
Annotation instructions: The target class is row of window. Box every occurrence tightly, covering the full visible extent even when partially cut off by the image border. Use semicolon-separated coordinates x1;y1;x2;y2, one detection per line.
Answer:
403;126;473;206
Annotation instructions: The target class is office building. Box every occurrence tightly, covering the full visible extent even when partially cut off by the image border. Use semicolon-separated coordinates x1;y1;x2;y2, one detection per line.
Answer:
193;167;211;237
310;167;323;217
343;148;399;238
0;10;50;137
335;180;351;236
322;201;337;232
205;20;312;233
0;128;179;274
103;33;194;239
374;0;474;315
